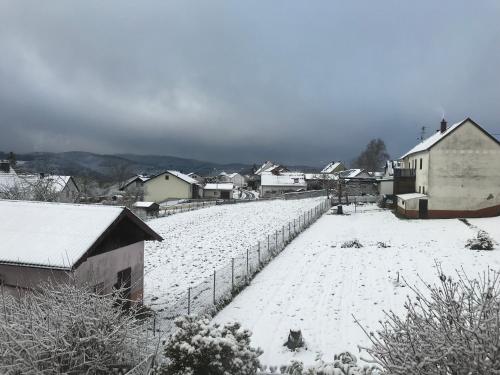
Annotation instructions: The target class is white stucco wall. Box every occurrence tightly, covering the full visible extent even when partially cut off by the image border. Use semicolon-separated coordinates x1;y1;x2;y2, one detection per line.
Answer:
144;172;193;202
378;179;394;195
427;121;500;212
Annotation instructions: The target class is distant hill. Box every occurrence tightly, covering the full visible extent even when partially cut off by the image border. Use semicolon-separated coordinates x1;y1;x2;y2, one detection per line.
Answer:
0;151;319;182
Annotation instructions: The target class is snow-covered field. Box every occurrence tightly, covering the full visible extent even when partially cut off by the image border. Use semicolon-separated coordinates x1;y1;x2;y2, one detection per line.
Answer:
214;204;500;367
144;198;325;313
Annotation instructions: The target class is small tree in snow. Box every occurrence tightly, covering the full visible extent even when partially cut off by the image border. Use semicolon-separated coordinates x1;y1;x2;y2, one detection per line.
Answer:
0;281;152;374
466;230;495;250
162;315;262;375
358;267;500;374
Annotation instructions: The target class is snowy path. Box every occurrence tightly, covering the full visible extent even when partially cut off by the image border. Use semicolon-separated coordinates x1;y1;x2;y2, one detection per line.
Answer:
214;205;500;367
143;198;325;313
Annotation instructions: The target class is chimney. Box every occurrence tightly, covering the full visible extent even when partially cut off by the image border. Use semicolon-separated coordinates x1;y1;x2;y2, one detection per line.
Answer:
440;118;447;133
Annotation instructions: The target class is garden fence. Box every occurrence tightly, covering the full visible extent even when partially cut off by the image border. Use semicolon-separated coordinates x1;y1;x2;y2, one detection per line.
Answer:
154;198;331;338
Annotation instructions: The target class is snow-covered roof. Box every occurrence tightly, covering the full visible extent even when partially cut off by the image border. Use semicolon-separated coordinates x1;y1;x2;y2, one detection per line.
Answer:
304;173;338;180
321;161;343;174
204;183;234;191
396;193;427;200
166;170;199;185
261;172;307;187
0;201;162;269
121;174;150;189
133;201;158;208
339;169;364;178
400;119;466;159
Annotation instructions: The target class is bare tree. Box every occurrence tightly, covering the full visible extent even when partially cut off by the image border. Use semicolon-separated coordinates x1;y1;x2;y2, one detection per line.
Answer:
353;139;390;172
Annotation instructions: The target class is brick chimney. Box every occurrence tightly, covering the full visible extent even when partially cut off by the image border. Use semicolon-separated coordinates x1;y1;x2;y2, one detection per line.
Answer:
440;118;447;133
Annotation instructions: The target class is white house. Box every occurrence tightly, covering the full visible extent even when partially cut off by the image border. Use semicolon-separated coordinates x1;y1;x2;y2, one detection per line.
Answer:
260;172;307;197
219;172;246;188
0;201;162;302
203;182;234;200
396;118;500;218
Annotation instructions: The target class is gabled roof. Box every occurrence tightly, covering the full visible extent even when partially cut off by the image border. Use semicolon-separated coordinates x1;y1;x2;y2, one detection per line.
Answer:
400;117;500;159
0;201;162;270
120;175;150;190
261;172;307;187
147;170;200;186
321;161;344;174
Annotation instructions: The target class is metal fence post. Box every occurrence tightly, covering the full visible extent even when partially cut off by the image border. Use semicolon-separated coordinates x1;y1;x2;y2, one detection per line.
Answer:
257;242;261;266
288;222;291;240
213;270;216;305
187;287;191;315
267;234;270;253
231;258;234;292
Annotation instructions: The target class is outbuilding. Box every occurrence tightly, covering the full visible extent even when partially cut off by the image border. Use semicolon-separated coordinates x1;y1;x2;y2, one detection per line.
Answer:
0;200;162;303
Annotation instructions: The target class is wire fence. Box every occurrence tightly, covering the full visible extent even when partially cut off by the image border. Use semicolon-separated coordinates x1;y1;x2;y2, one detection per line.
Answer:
153;198;331;338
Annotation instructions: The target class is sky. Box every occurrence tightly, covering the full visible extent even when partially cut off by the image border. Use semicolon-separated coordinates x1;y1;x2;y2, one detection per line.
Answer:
1;1;500;166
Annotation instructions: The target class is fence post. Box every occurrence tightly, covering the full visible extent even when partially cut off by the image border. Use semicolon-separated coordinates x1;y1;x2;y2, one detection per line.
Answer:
246;248;250;283
282;225;284;246
213;270;216;305
257;242;261;266
187;287;191;315
267;234;270;252
275;230;278;251
288;222;291;240
294;218;296;234
231;258;235;292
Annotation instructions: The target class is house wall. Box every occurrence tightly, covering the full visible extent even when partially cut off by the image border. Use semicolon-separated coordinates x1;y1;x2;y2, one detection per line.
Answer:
203;189;233;199
378;179;394;195
74;241;144;302
58;178;80;203
0;241;145;302
402;151;429;194
231;174;245;188
144;172;193;203
427;121;500;214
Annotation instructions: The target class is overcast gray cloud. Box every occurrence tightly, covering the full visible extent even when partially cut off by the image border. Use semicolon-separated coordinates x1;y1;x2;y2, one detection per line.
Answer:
1;0;500;165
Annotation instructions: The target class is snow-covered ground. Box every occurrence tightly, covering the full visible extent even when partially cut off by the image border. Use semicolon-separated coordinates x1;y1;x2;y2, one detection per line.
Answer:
214;204;500;367
144;198;325;313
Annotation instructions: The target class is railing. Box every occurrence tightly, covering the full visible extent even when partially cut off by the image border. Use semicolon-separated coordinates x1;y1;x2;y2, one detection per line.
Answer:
393;168;416;177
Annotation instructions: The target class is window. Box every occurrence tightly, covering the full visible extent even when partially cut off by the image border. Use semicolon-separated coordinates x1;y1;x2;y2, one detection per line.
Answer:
165;175;169;180
422;186;425;194
418;186;421;193
420;158;422;170
214;192;217;196
293;178;299;183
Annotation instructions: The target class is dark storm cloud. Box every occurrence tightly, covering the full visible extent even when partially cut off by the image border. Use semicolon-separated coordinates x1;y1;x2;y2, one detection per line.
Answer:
1;0;500;165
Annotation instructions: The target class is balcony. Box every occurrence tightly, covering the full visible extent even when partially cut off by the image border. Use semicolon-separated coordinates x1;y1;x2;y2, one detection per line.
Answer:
394;168;416;177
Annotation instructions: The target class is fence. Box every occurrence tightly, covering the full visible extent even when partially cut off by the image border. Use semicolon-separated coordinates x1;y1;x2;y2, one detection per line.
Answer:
155;198;331;337
331;194;379;205
283;189;327;200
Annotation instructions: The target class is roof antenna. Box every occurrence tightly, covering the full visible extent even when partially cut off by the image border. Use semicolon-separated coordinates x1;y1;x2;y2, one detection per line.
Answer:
418;126;426;142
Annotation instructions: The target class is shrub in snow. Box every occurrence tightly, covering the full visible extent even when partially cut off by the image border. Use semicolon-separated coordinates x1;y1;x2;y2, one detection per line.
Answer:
359;267;500;375
376;241;390;248
278;353;381;375
162;315;262;375
0;281;151;374
341;239;363;248
466;230;495;250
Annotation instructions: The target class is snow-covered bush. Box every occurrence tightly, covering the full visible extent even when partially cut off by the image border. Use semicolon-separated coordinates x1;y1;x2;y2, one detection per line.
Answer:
376;241;390;248
466;230;495;250
341;239;363;248
162;315;262;375
0;281;151;374
276;353;381;375
360;267;500;374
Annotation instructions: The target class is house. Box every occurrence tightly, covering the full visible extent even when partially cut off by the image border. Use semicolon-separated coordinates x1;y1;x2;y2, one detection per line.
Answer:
304;173;337;190
0;165;80;203
219;172;246;188
132;201;160;219
260;172;307;197
120;175;150;192
142;170;202;203
0;201;162;302
396;118;500;219
321;161;346;174
377;160;404;198
203;183;234;200
187;172;205;184
254;161;289;176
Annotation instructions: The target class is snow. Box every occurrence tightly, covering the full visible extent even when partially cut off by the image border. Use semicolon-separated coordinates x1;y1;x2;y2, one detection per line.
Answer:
400;119;463;159
261;172;306;187
143;198;325;313
166;170;200;185
214;204;500;367
321;162;342;174
396;193;427;200
204;183;234;190
133;201;157;208
0;200;125;269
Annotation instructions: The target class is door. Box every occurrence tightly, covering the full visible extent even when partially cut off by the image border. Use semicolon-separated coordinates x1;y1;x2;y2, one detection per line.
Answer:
115;267;132;308
220;191;230;200
418;199;428;219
